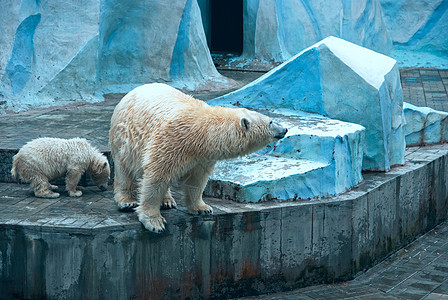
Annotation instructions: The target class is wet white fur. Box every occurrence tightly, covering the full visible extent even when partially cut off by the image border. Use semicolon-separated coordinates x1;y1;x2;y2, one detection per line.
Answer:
110;83;284;232
11;137;110;198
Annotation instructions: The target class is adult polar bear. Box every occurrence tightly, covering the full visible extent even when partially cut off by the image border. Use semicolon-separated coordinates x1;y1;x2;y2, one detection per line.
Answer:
110;83;287;232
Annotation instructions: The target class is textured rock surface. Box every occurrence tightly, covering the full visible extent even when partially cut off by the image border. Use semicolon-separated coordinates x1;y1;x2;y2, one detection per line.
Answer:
380;0;448;53
380;0;448;68
211;37;405;171
404;102;448;146
0;1;100;111
1;0;445;111
222;0;446;69
0;0;228;113
225;0;392;68
96;0;225;92
204;111;365;202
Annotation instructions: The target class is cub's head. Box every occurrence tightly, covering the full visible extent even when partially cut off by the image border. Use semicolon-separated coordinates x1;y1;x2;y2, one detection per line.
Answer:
237;108;288;154
89;155;110;191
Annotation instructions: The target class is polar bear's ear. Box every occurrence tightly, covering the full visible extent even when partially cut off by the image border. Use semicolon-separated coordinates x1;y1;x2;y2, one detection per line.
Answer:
240;117;251;131
94;160;108;173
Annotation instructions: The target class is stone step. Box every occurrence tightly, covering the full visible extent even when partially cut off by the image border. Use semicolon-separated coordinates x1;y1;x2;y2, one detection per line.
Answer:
205;154;329;202
205;110;365;202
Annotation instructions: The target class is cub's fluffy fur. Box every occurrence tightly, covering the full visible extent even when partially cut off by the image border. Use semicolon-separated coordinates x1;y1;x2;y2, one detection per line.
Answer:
110;83;287;232
11;137;110;198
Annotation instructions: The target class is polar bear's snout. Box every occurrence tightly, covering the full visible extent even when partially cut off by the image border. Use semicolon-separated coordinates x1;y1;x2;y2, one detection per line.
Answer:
275;127;288;139
272;122;288;139
94;179;109;192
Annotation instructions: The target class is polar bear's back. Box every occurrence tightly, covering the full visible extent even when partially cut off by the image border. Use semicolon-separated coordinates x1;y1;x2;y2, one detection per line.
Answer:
110;83;207;147
16;137;91;162
109;83;210;173
113;83;206;124
12;137;94;181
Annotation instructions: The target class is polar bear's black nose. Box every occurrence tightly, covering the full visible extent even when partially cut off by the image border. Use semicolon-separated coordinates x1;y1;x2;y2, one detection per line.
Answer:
275;127;288;139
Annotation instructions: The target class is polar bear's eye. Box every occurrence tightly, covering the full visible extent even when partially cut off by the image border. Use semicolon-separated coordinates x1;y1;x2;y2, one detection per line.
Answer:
269;120;273;125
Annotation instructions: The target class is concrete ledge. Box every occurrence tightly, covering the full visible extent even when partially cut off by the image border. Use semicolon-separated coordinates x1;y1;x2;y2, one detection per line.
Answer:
1;145;448;299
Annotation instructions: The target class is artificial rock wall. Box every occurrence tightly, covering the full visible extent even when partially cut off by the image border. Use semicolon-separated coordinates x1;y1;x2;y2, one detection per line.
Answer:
1;0;446;112
240;0;392;63
210;0;447;68
0;0;226;113
380;0;448;54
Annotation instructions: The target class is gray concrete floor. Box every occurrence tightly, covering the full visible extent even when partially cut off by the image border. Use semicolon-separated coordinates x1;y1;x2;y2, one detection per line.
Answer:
401;69;448;111
1;68;448;299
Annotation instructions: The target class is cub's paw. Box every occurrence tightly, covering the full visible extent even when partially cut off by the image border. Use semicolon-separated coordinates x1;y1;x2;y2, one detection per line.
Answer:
137;212;167;233
49;184;58;190
68;190;83;197
188;204;214;215
161;196;177;210
117;201;139;212
36;191;60;199
76;186;84;191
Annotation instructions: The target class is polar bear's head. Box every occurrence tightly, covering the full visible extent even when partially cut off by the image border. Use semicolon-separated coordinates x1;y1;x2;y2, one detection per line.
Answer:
239;108;287;137
89;154;110;191
235;108;288;155
197;106;288;160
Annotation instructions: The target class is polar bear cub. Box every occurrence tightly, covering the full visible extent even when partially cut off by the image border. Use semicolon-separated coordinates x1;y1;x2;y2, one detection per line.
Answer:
11;137;110;198
110;83;287;233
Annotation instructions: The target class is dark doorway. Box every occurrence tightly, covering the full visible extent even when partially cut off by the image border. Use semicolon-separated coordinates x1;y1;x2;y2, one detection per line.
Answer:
210;0;243;55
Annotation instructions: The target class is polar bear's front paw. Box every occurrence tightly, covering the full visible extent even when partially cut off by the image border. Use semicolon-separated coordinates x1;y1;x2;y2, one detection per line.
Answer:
188;204;214;215
161;196;177;209
35;191;60;198
68;190;82;197
117;201;139;211
138;213;167;233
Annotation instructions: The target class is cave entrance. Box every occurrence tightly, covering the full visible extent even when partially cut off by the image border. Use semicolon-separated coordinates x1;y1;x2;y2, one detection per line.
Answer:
209;0;243;55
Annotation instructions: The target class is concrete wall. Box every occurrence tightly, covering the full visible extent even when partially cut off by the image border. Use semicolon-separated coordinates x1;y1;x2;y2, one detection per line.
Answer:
1;145;448;299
